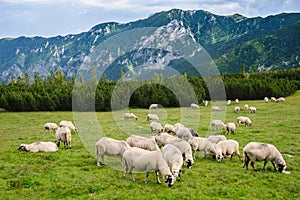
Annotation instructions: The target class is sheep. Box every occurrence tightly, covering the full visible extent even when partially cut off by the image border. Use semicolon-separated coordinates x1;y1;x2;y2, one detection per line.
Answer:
146;113;159;121
188;128;199;137
207;135;227;144
161;144;183;179
168;138;194;169
215;139;241;162
149;104;161;109
243;142;289;173
203;100;208;107
249;107;257;113
44;123;59;133
150;121;164;133
191;103;200;109
276;97;285;103
188;137;216;159
212;106;221;111
227;100;231;106
210;119;226;131
234;106;240;113
172;126;193;140
264;97;269;103
126;135;160;151
55;126;71;149
163;124;175;133
123;147;175;187
124;112;138;120
155;132;178;147
237;116;252;126
225;122;237;135
95;137;130;166
18;142;58;153
244;104;249;110
270;97;277;102
59;120;77;132
235;99;239;104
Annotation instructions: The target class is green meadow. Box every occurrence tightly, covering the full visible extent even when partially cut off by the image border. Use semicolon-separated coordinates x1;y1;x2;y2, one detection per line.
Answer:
0;91;300;199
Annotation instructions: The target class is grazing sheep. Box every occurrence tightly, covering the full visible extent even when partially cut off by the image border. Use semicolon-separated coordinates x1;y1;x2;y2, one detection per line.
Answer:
146;113;160;121
210;119;226;131
237;116;252;126
126;135;160;151
124;113;138;120
168;138;194;169
244;104;249;111
149;104;161;109
172;126;193;140
270;97;277;102
123;147;175;187
155;132;178;147
95;137;130;166
59;120;77;132
225;123;237;135
163;124;175;133
150;121;164;133
18;142;58;153
207;135;227;144
162;144;183;179
191;103;200;109
243;142;288;173
44;123;59;133
188;137;216;159
215;139;241;162
234;106;240;113
249;107;257;113
235;99;239;104
212;106;221;111
264;97;269;103
227;100;231;106
55;126;71;149
277;97;285;103
203;100;208;107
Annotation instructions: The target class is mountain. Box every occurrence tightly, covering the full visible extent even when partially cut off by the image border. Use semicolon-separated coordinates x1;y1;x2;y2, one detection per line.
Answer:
0;9;300;82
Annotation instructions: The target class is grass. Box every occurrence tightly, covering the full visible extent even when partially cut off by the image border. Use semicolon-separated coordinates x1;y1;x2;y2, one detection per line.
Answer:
0;91;300;199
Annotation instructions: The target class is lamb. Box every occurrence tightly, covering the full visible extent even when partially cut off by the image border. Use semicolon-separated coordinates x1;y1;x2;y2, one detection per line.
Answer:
188;137;216;159
123;147;175;187
172;126;193;140
191;103;200;109
163;124;175;133
225;122;236;135
155;132;178;147
18;142;58;153
276;97;285;103
146;113;159;121
95;137;130;166
126;135;160;151
227;100;231;106
124;112;138;120
212;106;221;111
243;142;289;173
149;104;161;109
168;138;194;169
210;119;226;131
44;123;59;133
59;120;77;132
264;97;269;103
244;104;249;110
249;107;257;113
237;116;252;126
161;144;183;179
150;121;164;133
234;106;240;113
207;135;227;144
215;139;241;162
55;126;71;149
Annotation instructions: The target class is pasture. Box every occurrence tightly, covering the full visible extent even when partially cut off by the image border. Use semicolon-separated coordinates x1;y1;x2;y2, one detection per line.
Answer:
0;91;300;199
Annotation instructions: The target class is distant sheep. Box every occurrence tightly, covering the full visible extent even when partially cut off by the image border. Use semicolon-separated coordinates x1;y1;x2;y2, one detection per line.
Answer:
124;113;138;120
264;97;269;103
146;113;159;121
234;106;240;113
210;119;226;131
243;142;288;173
55;126;71;149
172;126;193;140
244;104;249;110
276;97;285;103
212;106;221;111
149;104;161;109
215;139;241;162
150;121;164;133
237;116;252;126
95;137;130;166
163;124;175;133
123;147;175;187
270;97;277;102
249;107;256;113
225;122;236;135
235;99;239;104
18;142;58;153
188;137;216;159
191;103;200;109
207;135;227;144
44;123;59;133
126;135;160;151
203;100;208;107
227;100;231;106
59;120;77;132
162;144;183;179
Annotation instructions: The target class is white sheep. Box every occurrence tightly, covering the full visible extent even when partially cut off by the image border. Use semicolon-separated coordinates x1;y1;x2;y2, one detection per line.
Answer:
207;135;227;144
235;99;239;104
95;137;130;166
270;97;277;102
146;113;160;121
126;135;160;151
225;122;237;135
244;104;249;110
212;106;221;111
234;106;240;113
149;104;161;109
264;97;269;103
249;107;256;113
123;147;175;187
210;119;226;131
59;120;77;132
150;121;164;133
155;132;178;147
44;123;59;133
161;144;183;179
163;124;175;133
203;100;208;107
276;97;285;103
188;137;216;159
172;126;193;140
55;126;71;149
18;142;58;153
215;139;241;162
237;116;252;126
124;112;138;120
227;100;231;106
191;103;200;109
243;142;289;173
168;138;194;169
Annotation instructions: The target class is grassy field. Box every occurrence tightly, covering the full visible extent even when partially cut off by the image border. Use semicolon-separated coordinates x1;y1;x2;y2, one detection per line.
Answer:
0;91;300;199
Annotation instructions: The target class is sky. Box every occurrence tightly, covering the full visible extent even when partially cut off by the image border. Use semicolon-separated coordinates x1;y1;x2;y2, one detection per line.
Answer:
0;0;300;39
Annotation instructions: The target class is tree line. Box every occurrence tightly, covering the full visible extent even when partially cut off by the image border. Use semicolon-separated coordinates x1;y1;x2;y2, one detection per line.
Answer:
1;68;300;111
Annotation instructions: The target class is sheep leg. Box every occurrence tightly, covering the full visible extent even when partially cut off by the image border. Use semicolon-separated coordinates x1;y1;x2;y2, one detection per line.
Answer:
101;154;105;165
271;161;277;171
129;169;135;182
250;161;257;171
263;160;268;170
144;172;149;184
155;171;162;184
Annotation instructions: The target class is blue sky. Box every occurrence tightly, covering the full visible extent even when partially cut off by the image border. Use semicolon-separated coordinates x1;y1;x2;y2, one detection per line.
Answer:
0;0;300;38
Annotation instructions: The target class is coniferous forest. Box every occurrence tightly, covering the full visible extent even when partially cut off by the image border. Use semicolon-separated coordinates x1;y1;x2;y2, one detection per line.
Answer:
1;68;300;112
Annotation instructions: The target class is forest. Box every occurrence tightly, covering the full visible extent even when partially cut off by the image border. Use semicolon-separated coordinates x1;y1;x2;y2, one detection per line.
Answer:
0;68;300;111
